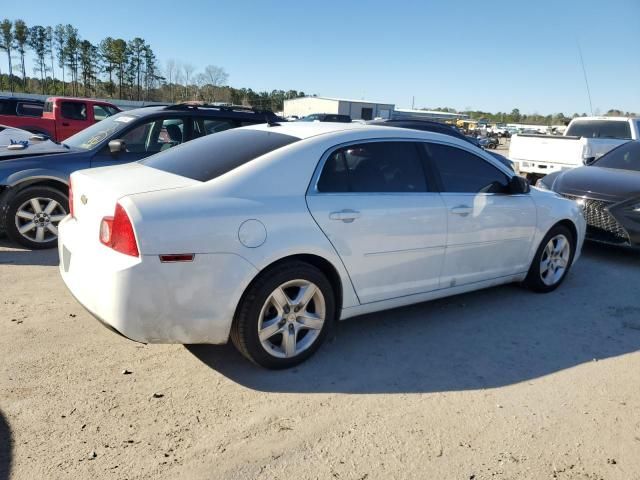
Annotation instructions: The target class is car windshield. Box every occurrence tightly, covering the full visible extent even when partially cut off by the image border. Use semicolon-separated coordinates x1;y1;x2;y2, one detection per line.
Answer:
593;141;640;171
63;112;140;150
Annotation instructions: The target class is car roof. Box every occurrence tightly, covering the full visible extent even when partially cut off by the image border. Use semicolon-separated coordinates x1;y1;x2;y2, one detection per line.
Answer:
243;121;370;139
0;96;44;103
121;104;279;119
571;116;639;122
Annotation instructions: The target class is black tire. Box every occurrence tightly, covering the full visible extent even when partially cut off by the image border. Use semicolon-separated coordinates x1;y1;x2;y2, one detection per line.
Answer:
523;224;575;293
230;261;336;369
4;186;68;249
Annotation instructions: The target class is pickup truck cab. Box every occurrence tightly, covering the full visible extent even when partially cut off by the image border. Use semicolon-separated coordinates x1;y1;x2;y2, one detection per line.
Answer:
0;96;45;129
509;116;640;181
0;96;121;142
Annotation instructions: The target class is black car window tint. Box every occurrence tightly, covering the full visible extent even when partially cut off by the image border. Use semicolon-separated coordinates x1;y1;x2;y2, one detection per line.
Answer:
141;129;300;181
61;102;87;121
319;142;427;193
424;142;509;193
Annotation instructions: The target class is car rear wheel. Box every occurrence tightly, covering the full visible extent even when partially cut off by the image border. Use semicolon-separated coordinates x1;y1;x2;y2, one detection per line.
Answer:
524;224;575;293
5;186;68;249
231;261;335;369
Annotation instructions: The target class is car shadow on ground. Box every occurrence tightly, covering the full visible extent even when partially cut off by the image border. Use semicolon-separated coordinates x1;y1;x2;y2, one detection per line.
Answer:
187;242;640;394
0;238;59;267
0;411;12;480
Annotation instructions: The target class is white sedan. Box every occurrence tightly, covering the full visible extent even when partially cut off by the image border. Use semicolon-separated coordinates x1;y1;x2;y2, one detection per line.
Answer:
59;122;586;368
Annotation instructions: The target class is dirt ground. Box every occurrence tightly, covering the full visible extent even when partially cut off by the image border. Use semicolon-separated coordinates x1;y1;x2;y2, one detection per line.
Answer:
1;238;639;480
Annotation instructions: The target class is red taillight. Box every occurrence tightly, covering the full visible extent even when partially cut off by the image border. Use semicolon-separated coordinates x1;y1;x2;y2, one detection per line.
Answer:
68;177;74;218
99;203;139;257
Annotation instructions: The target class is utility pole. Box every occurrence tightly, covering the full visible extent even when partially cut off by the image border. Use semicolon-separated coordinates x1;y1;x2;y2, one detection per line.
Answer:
411;96;415;109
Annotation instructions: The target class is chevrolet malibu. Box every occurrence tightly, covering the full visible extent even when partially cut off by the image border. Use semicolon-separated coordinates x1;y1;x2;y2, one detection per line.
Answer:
59;122;586;368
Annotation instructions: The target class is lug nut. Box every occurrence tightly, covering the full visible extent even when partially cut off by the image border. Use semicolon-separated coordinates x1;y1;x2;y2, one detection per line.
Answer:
283;305;290;314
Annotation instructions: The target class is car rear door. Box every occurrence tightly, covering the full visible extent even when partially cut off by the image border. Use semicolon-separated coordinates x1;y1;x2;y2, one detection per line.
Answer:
306;140;447;304
422;142;537;287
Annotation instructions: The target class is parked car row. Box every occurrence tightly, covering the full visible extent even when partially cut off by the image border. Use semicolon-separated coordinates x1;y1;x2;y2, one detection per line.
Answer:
0;103;281;248
7;100;636;369
509;116;640;181
536;140;640;248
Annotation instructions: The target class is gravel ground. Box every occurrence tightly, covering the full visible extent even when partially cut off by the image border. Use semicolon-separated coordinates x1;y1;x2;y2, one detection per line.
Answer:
1;238;639;480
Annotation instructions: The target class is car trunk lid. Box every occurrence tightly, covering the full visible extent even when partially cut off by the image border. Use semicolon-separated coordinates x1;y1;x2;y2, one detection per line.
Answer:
69;162;198;247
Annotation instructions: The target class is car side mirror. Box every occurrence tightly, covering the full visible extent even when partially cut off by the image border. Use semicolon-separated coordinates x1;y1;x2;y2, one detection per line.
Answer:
108;139;125;155
583;156;596;165
509;175;530;194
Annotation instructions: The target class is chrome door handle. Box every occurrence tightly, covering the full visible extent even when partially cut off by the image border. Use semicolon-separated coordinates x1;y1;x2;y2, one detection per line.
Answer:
451;205;472;216
329;209;361;223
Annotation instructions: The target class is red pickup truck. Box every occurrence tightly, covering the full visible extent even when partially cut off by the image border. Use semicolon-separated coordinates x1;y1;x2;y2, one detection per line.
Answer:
0;96;121;142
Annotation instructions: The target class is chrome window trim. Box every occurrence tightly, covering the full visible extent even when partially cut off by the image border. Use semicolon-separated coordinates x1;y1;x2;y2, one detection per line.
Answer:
307;136;517;197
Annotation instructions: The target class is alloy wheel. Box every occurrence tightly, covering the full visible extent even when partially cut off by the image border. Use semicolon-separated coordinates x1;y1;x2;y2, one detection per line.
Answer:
14;197;67;244
539;234;571;286
257;279;326;358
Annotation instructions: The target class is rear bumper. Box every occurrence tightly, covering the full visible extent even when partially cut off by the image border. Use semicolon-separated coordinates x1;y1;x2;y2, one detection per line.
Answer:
514;160;577;175
58;216;258;344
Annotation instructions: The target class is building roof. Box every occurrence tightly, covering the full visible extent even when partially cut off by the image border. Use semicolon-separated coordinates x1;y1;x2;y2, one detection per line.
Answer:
286;96;394;106
394;108;468;118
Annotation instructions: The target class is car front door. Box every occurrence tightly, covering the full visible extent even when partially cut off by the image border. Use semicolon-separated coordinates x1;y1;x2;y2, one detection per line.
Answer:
59;101;90;140
90;117;187;167
422;142;537;287
306;140;447;304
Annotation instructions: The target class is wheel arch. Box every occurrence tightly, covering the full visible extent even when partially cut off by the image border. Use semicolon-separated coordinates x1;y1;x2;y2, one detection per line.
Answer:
234;253;345;323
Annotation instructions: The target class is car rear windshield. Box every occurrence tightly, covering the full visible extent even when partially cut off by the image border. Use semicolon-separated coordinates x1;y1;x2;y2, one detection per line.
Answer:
140;129;300;181
565;120;632;139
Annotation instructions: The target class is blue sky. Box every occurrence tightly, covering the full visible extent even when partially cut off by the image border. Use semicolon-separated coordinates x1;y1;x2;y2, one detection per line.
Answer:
3;0;639;114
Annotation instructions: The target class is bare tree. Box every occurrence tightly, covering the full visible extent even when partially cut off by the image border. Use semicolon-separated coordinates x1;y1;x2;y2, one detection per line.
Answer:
165;58;177;103
182;62;194;100
203;64;228;102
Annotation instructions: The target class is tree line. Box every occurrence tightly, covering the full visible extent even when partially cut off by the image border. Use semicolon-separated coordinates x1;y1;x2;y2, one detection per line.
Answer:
0;18;307;111
429;107;637;126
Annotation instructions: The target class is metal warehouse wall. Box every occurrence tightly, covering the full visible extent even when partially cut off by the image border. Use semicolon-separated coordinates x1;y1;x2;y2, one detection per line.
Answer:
283;98;340;117
338;102;394;120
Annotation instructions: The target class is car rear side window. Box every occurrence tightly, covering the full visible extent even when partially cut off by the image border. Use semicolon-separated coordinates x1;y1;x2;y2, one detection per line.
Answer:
141;129;300;181
317;142;428;193
423;142;509;193
565;120;632;139
16;102;43;117
0;100;10;115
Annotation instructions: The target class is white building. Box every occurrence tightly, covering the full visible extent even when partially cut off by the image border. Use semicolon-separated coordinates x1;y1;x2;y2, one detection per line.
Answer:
283;96;395;121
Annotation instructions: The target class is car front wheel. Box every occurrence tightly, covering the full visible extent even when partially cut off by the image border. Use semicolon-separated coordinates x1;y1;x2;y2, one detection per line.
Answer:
524;224;575;293
4;186;68;249
231;261;335;369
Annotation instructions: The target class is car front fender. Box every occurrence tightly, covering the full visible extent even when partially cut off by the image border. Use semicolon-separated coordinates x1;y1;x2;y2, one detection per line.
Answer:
3;168;70;188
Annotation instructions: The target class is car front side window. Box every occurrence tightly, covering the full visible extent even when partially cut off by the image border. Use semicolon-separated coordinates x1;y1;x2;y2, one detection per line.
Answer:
423;142;509;194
